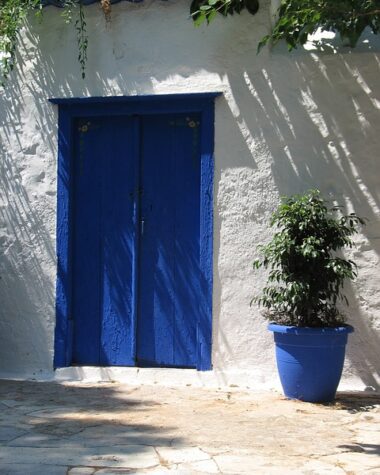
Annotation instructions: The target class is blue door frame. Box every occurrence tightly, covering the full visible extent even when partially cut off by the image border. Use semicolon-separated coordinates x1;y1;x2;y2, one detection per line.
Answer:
50;93;219;371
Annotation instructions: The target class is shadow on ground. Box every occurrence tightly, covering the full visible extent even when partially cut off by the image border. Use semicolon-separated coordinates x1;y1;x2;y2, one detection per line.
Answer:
0;381;379;474
0;379;183;449
332;391;380;413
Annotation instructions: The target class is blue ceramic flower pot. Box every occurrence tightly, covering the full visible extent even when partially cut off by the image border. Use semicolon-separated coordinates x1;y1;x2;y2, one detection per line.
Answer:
268;324;354;403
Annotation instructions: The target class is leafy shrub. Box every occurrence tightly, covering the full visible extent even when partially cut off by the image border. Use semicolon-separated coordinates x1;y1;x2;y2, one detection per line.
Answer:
253;190;365;327
190;0;380;51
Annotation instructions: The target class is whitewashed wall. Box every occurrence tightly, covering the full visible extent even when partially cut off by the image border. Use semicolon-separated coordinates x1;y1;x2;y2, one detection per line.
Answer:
0;0;379;391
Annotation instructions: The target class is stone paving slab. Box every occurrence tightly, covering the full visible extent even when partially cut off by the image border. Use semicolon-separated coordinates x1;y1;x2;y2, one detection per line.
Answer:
0;463;68;475
0;380;379;474
0;426;26;442
0;445;160;468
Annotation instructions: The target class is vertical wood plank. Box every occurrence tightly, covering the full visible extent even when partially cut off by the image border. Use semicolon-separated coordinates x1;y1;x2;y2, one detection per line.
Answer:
100;116;137;365
198;102;215;370
137;114;201;368
54;108;73;367
137;115;176;366
172;116;201;367
72;117;103;364
71;116;137;365
130;116;141;364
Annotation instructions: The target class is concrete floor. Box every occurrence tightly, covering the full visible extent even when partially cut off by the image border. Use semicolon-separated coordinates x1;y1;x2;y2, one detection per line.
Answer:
0;380;379;474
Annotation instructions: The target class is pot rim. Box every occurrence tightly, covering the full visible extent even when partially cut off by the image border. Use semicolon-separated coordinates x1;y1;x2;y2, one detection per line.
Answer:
268;323;354;334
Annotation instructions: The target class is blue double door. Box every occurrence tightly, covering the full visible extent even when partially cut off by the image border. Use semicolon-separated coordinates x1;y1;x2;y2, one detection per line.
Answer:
72;114;202;368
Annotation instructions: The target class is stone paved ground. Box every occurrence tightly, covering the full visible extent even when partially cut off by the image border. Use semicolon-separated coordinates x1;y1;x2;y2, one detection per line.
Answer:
0;380;379;474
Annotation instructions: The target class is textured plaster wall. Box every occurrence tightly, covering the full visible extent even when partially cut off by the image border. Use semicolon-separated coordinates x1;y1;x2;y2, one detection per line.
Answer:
0;0;379;390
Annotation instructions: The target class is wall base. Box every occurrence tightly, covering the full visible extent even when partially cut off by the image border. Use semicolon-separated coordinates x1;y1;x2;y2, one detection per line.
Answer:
0;366;374;394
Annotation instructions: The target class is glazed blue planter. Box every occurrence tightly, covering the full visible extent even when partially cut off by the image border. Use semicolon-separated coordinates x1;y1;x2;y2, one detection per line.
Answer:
268;324;354;403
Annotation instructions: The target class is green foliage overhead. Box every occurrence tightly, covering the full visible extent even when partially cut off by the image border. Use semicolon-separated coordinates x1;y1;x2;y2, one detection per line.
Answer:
0;0;41;83
1;1;380;84
190;0;259;26
191;0;380;51
252;190;365;328
259;0;380;51
0;0;89;84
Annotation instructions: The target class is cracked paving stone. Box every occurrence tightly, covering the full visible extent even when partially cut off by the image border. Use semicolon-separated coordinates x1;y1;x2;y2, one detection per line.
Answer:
68;425;173;447
0;426;26;442
28;408;94;419
67;468;95;474
94;470;172;474
0;381;379;474
351;421;380;433
0;400;22;408
300;460;347;474
0;463;67;475
0;446;159;469
321;452;380;472
175;458;220;473
156;446;211;464
213;453;308;474
7;434;76;448
28;422;91;437
354;430;380;446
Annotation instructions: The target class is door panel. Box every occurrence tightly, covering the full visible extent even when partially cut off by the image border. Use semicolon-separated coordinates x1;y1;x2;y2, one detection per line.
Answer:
72;116;136;365
136;115;201;368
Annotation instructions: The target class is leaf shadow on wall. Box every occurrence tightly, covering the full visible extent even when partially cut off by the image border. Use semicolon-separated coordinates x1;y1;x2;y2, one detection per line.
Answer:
223;40;380;390
0;143;56;376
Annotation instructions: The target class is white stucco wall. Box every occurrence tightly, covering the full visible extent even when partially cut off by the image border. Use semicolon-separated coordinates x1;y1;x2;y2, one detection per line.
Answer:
0;0;379;391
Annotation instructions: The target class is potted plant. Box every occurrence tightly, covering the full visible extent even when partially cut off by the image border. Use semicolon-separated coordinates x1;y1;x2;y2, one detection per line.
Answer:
253;190;365;403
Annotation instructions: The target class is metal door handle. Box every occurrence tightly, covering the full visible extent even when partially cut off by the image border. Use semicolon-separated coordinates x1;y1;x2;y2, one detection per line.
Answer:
141;218;145;235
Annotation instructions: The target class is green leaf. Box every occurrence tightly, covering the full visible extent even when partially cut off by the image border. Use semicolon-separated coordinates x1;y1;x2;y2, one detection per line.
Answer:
207;9;217;23
193;11;207;26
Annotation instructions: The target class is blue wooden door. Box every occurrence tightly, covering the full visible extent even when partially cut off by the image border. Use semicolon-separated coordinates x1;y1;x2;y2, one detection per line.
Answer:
72;114;201;368
136;116;201;368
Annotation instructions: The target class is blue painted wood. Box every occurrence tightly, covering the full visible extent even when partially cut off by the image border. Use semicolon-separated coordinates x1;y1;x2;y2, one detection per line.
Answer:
137;116;176;366
99;116;137;365
49;93;221;106
171;116;202;367
53;94;217;370
198;105;215;370
130;117;141;364
136;115;201;368
54;110;73;367
72;116;136;365
72;118;103;364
